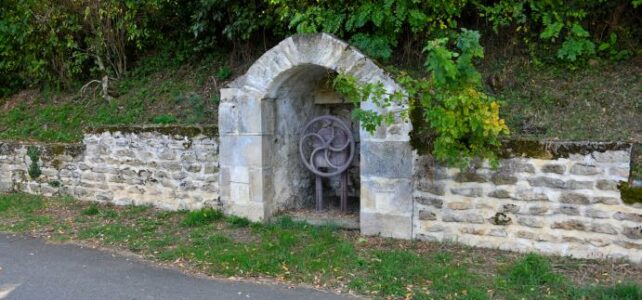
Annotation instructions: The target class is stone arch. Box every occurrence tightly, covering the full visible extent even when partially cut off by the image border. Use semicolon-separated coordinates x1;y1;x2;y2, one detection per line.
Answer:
219;33;414;238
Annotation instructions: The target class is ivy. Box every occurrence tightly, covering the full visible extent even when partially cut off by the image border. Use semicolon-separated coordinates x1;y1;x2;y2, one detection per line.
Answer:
334;30;509;168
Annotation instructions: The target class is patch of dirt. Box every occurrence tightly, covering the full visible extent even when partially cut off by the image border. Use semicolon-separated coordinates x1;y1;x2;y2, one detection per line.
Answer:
1;89;39;112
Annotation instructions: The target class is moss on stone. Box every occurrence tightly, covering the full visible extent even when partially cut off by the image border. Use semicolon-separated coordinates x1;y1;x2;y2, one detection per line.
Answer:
39;143;85;159
492;212;512;225
85;125;218;139
51;159;62;170
620;182;642;205
500;139;631;159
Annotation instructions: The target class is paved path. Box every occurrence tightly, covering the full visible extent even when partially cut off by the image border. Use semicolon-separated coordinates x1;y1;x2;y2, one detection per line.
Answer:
0;234;353;300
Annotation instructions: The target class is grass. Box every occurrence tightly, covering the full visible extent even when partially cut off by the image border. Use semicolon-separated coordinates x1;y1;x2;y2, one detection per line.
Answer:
0;52;223;142
1;193;641;299
1;52;640;143
482;56;641;142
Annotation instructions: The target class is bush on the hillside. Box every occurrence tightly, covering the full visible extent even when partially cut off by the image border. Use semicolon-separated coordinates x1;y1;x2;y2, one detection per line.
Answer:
2;0;640;96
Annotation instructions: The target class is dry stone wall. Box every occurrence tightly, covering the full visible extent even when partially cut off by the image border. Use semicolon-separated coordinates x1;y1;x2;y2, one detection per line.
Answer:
0;126;219;210
413;141;642;262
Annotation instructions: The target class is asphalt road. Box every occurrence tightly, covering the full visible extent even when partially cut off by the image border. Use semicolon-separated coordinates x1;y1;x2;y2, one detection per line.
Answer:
0;234;353;300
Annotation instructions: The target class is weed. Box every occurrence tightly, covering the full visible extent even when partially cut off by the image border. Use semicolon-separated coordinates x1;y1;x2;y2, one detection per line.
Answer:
216;66;232;81
48;180;61;188
181;208;224;227
227;215;251;228
152;114;178;125
503;253;566;295
81;203;100;216
26;146;41;179
100;209;118;219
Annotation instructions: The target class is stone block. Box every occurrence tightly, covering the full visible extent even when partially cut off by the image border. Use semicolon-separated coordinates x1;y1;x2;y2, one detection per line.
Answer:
528;206;549;215
447;201;471;210
559;192;590;205
416;180;446;196
422;225;448;233
551;220;586;231
454;171;489;183
596;180;618;191
516;231;557;242
541;164;566;174
219;135;270;168
500;203;520;213
591;223;618;235
361;212;412;239
361;141;412;178
584;208;610;219
592;150;630;163
459;227;487;235
499;159;536;173
185;164;202;173
527;176;566;189
491;173;518;185
450;187;483;197
157;149;176;161
623;226;642;239
414;196;443;208
570;163;603;176
616;240;642;250
608;166;630;178
418;210;437;221
567;180;593;190
518;217;545;228
614;212;642;223
488;189;511;199
442;213;485;224
513;189;549;202
593;197;620;205
586;238;611;247
488;229;508;237
558;205;580;216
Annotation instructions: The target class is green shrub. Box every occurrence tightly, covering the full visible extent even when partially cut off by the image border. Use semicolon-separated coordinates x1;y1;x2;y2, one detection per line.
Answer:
182;208;224;227
215;66;232;81
333;30;509;167
227;215;251;228
26;146;41;179
81;203;100;216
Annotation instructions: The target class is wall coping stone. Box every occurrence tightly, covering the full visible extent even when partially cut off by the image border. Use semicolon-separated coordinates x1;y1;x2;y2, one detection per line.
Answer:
0;141;85;157
85;125;218;138
500;139;633;159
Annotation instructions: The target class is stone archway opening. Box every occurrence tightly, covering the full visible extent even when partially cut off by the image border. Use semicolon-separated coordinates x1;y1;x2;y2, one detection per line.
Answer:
219;33;414;238
267;64;361;226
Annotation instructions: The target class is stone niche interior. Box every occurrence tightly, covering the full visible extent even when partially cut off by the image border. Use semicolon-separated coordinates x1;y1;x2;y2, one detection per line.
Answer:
268;64;360;215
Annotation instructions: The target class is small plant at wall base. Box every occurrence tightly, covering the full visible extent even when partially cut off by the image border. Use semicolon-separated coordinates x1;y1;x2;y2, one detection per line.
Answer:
334;29;509;168
26;146;42;179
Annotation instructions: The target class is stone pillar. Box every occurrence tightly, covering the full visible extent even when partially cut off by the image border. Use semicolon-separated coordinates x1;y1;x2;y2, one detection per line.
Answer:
358;94;414;239
219;88;274;221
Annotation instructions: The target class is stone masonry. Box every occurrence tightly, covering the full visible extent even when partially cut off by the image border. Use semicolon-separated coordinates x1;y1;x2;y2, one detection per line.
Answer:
0;126;219;210
413;142;642;262
219;33;414;238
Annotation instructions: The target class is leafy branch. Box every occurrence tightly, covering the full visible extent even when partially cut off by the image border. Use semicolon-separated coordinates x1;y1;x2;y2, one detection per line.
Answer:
334;29;509;168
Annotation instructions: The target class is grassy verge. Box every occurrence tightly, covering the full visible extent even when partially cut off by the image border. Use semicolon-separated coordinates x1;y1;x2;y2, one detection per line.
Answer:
0;53;227;142
483;57;641;142
1;193;641;299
